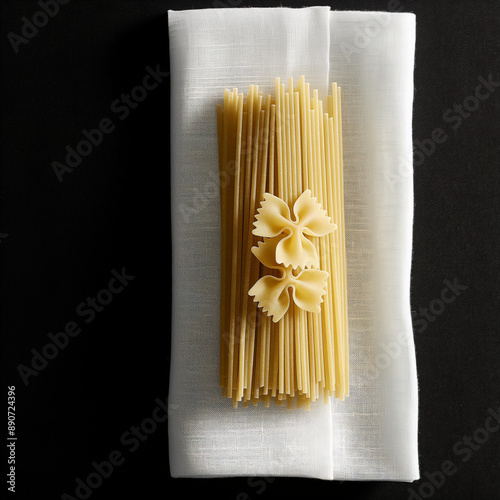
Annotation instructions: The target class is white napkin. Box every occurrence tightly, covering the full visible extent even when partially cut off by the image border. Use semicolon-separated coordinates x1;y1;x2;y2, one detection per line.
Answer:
168;7;419;481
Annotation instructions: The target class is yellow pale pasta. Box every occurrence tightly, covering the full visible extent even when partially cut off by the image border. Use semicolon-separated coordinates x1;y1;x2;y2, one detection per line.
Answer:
217;77;348;408
253;190;336;269
249;235;329;321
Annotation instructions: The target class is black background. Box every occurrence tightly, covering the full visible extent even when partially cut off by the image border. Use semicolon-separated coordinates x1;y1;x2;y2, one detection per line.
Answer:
1;1;499;499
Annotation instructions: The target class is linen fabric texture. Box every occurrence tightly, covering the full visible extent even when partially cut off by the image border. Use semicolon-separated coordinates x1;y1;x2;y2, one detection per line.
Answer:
168;7;419;481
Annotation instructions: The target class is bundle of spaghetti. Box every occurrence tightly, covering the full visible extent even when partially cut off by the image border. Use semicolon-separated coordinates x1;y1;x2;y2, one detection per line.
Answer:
217;77;348;409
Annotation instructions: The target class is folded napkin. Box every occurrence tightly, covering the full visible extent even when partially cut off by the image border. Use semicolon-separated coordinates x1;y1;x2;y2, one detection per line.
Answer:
168;7;418;481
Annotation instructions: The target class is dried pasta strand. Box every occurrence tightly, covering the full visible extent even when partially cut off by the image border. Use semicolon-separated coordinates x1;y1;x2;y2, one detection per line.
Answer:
227;94;244;395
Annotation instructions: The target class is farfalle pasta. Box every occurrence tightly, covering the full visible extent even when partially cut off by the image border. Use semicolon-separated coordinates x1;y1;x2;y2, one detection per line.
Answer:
249;233;329;322
217;77;348;409
253;190;336;269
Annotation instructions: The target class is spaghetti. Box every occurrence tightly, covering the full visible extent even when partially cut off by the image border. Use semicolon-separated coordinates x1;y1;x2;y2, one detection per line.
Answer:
217;77;348;408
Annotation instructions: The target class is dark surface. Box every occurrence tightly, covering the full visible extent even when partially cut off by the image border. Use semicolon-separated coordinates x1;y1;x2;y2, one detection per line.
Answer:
1;1;499;499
